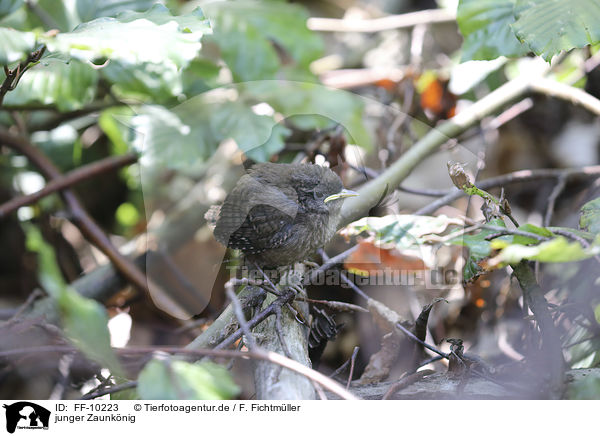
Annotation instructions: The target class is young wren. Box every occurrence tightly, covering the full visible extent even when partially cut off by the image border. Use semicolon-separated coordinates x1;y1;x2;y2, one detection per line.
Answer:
207;162;357;267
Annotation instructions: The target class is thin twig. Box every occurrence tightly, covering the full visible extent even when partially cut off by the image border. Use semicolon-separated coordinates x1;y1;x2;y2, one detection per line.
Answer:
0;46;46;106
214;289;296;350
381;369;435;400
0;129;149;293
298;297;368;313
310;245;359;280
346;346;359;390
315;249;369;300
1;344;359;400
0;153;138;218
80;380;138;400
544;174;567;227
416;166;600;216
531;77;600;117
307;9;455;33
226;288;257;350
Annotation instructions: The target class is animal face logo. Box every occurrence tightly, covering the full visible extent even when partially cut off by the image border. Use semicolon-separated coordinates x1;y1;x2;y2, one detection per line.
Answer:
3;402;50;433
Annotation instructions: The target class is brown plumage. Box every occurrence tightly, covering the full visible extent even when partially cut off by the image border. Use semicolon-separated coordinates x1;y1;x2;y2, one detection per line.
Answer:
207;162;356;267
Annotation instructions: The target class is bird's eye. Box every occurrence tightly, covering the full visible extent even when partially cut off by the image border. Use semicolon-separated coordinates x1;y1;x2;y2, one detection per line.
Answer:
313;188;327;200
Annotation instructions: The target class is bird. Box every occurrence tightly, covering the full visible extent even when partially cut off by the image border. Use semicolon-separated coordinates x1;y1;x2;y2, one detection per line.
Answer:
206;162;358;267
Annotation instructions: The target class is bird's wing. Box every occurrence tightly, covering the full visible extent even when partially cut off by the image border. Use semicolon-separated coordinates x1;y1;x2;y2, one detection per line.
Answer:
214;174;298;253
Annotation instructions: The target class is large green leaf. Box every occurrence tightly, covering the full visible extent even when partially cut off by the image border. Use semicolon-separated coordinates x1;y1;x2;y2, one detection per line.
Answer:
138;358;240;400
42;5;210;69
0;0;23;20
3;55;97;110
203;1;323;81
209;100;291;162
58;289;124;378
491;236;600;264
76;0;158;23
244;81;371;149
512;0;600;61
107;95;292;172
457;0;529;61
0;27;36;64
24;225;123;376
101;60;183;102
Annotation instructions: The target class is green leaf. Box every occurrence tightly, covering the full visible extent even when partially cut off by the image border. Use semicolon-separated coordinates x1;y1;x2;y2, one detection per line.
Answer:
42;5;210;69
24;225;123;376
117;4;211;34
98;106;134;155
449;218;506;260
491;236;599;263
181;58;221;97
568;371;600;399
58;289;124;377
512;0;600;62
449;218;506;281
0;0;23;20
245;81;371;149
457;0;529;61
24;224;66;299
115;96;292;172
101;60;183;102
0;27;36;64
76;0;158;23
203;1;322;81
345;215;465;249
138;358;240;400
509;223;554;245
129;103;223;173
210;101;291;162
580;197;600;234
3;56;97;110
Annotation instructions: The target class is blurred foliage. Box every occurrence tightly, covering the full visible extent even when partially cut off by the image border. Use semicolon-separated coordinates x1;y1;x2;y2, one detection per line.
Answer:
2;0;600;400
137;358;240;400
458;0;600;61
24;225;123;376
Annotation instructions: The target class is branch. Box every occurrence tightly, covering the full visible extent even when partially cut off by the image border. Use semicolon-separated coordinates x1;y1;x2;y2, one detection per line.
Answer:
0;46;46;106
416;165;600;216
0;153;138;218
511;261;565;398
531;77;600;117
307;8;455;33
341;75;537;225
1;345;359;400
0;128;148;293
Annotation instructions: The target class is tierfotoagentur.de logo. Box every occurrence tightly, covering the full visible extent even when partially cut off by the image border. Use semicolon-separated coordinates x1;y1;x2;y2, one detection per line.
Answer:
3;402;50;433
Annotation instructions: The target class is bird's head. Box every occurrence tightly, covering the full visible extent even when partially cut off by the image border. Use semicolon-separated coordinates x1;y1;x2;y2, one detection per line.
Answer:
292;165;358;215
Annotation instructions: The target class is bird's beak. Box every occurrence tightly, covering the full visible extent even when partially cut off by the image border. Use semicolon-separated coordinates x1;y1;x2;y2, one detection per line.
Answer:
324;189;359;203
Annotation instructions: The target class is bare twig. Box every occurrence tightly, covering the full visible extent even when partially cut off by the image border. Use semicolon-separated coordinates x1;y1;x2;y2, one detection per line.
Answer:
329;346;359;379
416;166;600;216
0;153;138;218
299;298;368;313
346;346;359;390
214;289;296;350
531;77;600;117
511;261;565;398
544;174;567;227
315;248;369;300
3;345;359;400
80;380;138;400
0;128;149;293
0;46;46;106
381;369;435;400
307;9;455;33
482;225;551;242
226;288;257;350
